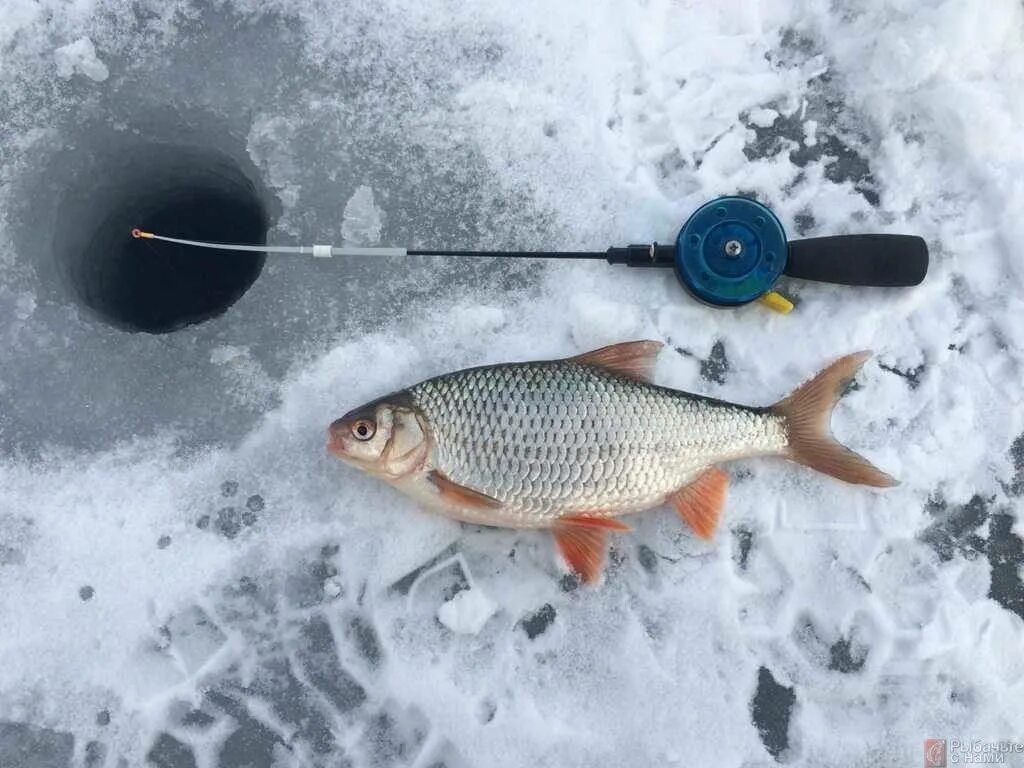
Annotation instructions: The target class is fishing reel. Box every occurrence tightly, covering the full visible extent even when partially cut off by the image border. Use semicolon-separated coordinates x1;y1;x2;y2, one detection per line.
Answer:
133;195;928;314
605;196;928;313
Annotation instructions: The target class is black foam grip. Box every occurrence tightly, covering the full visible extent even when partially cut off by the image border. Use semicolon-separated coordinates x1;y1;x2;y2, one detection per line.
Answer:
784;235;928;287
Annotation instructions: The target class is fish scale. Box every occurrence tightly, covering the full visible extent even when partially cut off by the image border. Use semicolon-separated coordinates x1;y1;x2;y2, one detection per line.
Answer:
409;360;788;525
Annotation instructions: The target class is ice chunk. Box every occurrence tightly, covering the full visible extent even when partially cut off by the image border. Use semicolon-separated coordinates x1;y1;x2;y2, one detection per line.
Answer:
437;587;497;635
341;185;384;246
53;38;109;82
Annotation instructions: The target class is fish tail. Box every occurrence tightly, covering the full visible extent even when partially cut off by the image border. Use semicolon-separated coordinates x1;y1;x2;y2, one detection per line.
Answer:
772;351;897;487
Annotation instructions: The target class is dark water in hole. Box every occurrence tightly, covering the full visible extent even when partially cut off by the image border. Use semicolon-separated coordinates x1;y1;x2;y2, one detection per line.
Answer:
57;143;269;333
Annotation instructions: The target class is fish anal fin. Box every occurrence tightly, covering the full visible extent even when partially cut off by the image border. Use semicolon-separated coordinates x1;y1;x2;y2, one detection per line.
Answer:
427;470;503;510
553;514;631;583
669;467;728;540
559;514;632;532
569;340;664;383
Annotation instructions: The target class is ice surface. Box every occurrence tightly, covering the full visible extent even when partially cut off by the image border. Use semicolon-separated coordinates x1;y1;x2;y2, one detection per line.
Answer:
1;0;1023;766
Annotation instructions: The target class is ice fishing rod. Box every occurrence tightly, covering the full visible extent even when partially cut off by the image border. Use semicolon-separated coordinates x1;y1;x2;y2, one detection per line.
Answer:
132;195;928;314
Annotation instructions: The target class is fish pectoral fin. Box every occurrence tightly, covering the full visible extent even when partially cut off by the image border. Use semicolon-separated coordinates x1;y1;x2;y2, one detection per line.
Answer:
568;340;663;383
669;467;729;540
427;470;503;510
553;515;631;584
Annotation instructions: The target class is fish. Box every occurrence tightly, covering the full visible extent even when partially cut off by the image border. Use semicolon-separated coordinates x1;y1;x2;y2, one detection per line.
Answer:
327;340;895;583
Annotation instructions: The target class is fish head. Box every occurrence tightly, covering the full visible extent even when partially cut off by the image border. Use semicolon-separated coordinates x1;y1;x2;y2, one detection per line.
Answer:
327;392;429;479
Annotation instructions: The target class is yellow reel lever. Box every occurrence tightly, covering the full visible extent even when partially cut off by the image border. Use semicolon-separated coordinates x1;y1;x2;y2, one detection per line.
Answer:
758;291;794;314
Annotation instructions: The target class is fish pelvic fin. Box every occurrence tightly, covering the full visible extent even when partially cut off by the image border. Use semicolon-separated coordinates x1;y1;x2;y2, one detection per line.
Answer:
669;466;728;539
553;515;631;584
772;351;897;488
569;340;663;383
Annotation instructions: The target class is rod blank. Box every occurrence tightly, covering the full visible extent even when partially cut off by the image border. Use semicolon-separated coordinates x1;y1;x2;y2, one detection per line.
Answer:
131;229;409;257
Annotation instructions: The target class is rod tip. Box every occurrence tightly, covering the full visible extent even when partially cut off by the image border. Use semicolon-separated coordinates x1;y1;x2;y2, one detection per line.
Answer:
131;228;154;239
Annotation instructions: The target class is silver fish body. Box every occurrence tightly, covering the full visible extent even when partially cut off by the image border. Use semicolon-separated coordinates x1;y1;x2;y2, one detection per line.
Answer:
408;361;786;526
328;340;894;582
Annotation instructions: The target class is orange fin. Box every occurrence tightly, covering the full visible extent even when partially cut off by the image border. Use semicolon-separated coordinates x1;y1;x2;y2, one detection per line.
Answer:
559;514;632;532
553;515;631;583
669;467;728;539
772;352;897;487
569;340;663;383
427;470;502;510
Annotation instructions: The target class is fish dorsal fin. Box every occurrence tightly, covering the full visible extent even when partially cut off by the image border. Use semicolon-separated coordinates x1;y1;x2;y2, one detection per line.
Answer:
569;340;663;383
553;515;631;584
669;467;728;539
428;470;503;510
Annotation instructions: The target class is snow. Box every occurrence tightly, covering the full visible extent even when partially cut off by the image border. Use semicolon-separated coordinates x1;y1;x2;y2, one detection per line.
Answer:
1;0;1023;766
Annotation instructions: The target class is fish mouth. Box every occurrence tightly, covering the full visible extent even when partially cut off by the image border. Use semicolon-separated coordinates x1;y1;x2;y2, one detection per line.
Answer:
326;423;347;459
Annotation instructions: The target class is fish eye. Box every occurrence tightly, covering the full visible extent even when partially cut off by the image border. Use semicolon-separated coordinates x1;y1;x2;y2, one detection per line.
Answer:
352;419;376;441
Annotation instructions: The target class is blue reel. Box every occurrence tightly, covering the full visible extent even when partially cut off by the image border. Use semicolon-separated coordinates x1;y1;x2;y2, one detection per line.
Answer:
675;196;788;308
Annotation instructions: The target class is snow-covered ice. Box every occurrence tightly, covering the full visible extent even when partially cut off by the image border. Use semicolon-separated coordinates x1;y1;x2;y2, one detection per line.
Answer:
1;0;1023;766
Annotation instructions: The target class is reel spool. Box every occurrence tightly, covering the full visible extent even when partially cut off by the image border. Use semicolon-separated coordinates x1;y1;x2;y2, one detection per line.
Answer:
675;196;788;309
132;195;929;315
